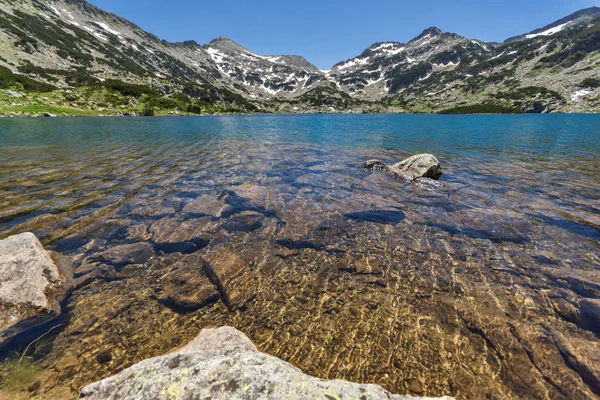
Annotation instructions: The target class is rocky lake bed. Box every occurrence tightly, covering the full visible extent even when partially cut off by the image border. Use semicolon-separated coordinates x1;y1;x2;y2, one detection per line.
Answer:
0;115;599;399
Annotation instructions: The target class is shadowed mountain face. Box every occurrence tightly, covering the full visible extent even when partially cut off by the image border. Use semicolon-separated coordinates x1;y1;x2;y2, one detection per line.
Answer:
0;0;599;113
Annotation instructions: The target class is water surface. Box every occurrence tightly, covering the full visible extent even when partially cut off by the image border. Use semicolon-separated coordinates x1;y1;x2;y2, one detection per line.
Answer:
0;115;599;399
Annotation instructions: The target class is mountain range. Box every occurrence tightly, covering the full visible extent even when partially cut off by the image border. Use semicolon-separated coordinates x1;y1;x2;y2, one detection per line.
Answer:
0;0;599;116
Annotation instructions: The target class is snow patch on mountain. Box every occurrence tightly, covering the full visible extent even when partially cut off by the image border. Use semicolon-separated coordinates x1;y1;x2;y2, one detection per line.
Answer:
371;43;406;56
206;47;227;64
526;22;571;38
433;61;460;68
95;21;121;36
93;32;108;42
571;88;594;102
337;58;370;70
413;34;435;47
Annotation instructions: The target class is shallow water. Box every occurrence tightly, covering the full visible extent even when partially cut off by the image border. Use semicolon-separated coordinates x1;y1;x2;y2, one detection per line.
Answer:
0;115;599;399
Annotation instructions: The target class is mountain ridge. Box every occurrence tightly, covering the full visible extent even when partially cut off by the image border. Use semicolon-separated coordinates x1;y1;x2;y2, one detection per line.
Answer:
0;0;598;115
504;6;600;43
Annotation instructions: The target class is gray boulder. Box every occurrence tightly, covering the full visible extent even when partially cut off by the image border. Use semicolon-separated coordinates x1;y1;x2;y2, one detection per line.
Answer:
363;154;443;183
80;326;452;400
392;154;442;180
0;233;69;343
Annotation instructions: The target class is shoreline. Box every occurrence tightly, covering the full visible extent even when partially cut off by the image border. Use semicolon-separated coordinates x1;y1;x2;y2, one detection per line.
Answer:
1;111;599;119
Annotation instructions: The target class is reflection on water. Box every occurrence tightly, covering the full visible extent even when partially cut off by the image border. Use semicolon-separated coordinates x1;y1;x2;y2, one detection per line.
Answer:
0;115;599;399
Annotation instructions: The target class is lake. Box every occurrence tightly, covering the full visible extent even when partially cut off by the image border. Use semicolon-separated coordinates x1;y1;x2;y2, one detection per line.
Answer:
1;114;599;399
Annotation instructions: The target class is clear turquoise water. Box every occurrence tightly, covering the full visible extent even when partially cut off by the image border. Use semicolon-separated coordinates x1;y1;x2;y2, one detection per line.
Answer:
0;115;599;398
1;114;599;244
1;115;599;160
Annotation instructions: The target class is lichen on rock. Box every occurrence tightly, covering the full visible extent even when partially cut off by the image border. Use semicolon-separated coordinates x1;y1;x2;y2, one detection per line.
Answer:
79;326;453;400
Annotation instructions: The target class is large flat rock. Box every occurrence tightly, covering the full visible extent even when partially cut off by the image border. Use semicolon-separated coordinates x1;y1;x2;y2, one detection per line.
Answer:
0;232;66;342
80;326;452;400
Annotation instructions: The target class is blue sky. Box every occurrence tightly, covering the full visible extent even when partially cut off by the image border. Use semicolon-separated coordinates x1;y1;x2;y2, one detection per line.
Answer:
92;0;598;69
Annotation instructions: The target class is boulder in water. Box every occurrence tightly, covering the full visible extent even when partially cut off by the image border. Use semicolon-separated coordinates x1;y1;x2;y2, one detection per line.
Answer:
79;326;453;400
363;154;443;182
0;233;71;345
392;154;443;180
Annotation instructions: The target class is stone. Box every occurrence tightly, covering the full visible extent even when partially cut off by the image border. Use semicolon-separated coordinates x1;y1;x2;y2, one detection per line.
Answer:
174;326;257;356
182;195;225;217
362;159;388;171
92;243;153;268
149;217;214;246
96;350;113;365
156;254;219;311
80;326;451;400
388;168;418;182
0;233;68;343
362;155;442;183
392;154;443;180
204;252;256;311
229;183;270;210
219;211;264;233
43;113;57;117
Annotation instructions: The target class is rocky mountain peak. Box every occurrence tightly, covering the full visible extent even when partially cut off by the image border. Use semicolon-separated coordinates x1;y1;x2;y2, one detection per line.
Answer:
178;40;200;48
209;36;235;44
206;36;247;52
413;27;443;40
0;1;598;113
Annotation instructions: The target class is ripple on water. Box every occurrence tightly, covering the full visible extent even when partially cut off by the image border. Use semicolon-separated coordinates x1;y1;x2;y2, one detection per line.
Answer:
0;115;599;399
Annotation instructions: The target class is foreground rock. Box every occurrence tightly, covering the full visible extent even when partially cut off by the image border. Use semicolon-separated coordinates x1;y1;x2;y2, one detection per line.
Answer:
0;233;70;344
363;154;443;182
80;326;452;400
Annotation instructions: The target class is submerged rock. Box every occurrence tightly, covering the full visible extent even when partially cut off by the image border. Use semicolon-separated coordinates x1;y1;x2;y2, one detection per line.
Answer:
156;254;219;311
362;159;388;171
92;242;153;268
0;233;70;344
79;326;452;400
204;252;256;311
